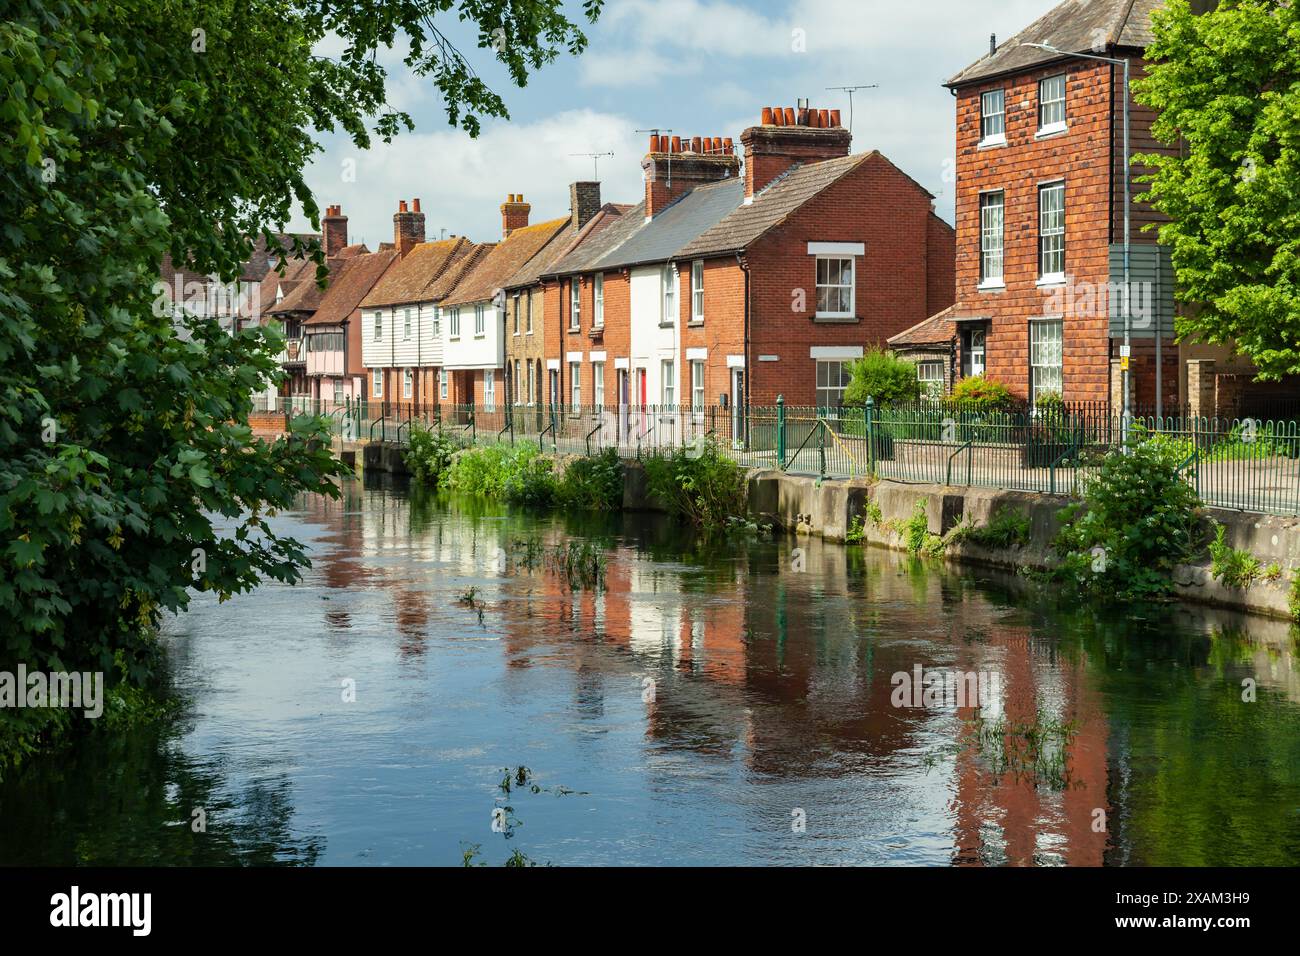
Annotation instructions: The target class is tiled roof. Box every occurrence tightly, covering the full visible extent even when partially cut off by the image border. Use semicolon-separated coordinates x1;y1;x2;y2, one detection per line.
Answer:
947;0;1165;87
888;307;957;348
542;202;647;277
244;255;316;322
428;242;495;301
505;203;634;288
591;178;744;271
266;243;369;315
677;153;877;260
441;217;569;307
359;237;470;308
305;249;399;326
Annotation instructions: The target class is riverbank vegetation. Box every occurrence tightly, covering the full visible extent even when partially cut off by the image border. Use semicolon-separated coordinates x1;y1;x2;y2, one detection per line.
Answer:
642;441;751;531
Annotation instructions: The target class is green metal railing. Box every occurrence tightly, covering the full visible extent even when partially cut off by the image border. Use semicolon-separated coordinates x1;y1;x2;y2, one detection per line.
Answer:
280;394;1300;516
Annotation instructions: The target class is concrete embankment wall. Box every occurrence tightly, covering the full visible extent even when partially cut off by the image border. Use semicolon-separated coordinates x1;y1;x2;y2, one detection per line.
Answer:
363;441;1298;621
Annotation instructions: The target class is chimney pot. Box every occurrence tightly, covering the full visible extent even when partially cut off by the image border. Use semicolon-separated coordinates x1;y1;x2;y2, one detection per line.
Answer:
723;137;734;154
830;109;841;128
761;107;774;125
783;107;796;126
691;136;702;152
772;109;785;127
671;135;682;152
797;108;808;125
413;198;421;212
649;133;659;152
990;33;997;56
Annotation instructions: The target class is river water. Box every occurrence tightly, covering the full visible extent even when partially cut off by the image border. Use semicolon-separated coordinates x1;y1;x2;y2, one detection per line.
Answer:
2;477;1298;866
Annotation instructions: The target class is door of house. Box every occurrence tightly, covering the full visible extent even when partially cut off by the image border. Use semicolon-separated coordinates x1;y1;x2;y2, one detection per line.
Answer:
617;369;629;442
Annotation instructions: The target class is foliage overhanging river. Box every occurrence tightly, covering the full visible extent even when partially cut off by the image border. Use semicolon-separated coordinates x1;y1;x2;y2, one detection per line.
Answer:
2;476;1298;866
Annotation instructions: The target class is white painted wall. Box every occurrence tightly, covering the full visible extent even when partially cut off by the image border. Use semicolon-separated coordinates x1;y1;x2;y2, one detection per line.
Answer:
442;298;505;371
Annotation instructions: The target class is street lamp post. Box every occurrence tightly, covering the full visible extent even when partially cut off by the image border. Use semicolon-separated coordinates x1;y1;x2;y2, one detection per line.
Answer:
1021;43;1137;434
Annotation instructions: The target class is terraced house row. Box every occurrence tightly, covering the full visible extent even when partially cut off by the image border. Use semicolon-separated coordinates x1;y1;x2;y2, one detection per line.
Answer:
248;102;956;417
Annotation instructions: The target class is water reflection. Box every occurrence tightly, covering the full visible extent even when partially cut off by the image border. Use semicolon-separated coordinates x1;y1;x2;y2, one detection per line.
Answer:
3;475;1298;866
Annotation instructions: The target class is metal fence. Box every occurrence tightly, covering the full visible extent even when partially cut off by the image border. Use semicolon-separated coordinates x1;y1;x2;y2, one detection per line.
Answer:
272;395;1300;517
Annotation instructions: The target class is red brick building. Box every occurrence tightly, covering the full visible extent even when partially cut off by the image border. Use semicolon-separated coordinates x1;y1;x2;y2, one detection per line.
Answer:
539;105;955;420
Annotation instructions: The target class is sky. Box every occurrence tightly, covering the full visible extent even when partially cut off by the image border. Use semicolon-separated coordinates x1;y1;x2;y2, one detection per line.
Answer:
291;0;1059;248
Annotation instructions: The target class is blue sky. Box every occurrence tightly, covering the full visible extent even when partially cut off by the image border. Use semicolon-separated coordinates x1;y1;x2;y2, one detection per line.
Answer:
294;0;1058;247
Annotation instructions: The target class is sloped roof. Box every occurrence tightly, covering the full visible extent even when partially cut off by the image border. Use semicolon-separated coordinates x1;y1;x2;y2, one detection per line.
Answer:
542;202;647;277
359;237;469;308
947;0;1166;87
590;178;743;271
266;243;369;315
306;249;398;326
677;153;881;260
243;255;316;322
502;203;635;290
888;307;957;349
442;217;569;307
428;242;495;302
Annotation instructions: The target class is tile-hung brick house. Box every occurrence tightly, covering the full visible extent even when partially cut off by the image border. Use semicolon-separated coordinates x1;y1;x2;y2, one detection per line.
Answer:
941;0;1182;411
359;198;476;406
541;106;955;445
500;182;633;427
439;196;568;411
888;307;959;398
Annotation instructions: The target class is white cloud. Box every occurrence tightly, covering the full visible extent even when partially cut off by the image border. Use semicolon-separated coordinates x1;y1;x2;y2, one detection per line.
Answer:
292;110;646;245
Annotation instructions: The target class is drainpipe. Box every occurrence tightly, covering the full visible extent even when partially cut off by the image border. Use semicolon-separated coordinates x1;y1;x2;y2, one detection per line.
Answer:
738;252;750;409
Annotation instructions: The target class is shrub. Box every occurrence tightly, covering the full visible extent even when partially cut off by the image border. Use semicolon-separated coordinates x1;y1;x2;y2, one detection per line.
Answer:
951;506;1032;549
948;375;1017;411
556;448;624;511
843;348;920;406
443;443;556;506
1053;437;1202;600
643;440;748;530
407;425;464;486
1207;523;1262;589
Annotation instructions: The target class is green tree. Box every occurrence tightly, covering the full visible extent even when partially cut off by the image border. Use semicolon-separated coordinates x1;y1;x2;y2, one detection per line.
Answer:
842;348;920;405
0;0;601;682
1135;0;1300;379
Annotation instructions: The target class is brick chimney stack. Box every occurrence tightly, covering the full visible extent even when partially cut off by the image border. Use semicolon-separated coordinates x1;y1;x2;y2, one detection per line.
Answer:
642;134;739;219
500;194;531;237
322;204;348;257
570;182;602;231
741;105;851;199
393;198;426;258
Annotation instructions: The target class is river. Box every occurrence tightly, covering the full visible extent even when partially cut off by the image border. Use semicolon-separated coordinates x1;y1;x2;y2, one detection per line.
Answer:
2;476;1298;866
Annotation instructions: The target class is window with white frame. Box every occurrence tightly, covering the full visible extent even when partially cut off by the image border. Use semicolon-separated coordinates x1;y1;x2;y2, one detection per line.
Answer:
691;360;705;420
661;264;676;326
526;361;534;405
372;367;382;398
917;361;944;399
1030;320;1063;404
593;273;604;328
1039;182;1065;281
439;368;448;400
815;257;854;317
333;380;344;404
374;311;383;341
980;191;1005;286
570;279;581;329
980;89;1006;144
968;328;987;377
569;362;581;411
474;303;485;336
514;360;521;404
484;369;495;411
691;260;704;322
526;292;534;334
432;306;441;336
512;295;520;335
403;308;412;341
1038;74;1066;133
403;367;413;399
593;362;605;408
449;307;460;338
815;359;852;408
661;359;675;406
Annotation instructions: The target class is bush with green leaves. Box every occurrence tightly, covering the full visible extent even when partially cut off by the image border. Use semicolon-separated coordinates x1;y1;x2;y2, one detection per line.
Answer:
1053;438;1203;600
642;440;749;530
443;443;557;506
842;348;920;406
1208;523;1262;589
947;375;1017;412
407;425;465;486
556;448;624;511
